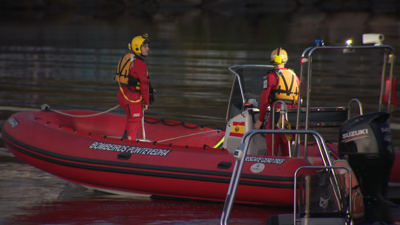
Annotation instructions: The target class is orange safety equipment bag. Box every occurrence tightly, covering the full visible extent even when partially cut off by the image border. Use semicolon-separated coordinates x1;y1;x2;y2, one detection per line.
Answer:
115;53;141;92
115;53;155;105
334;160;364;221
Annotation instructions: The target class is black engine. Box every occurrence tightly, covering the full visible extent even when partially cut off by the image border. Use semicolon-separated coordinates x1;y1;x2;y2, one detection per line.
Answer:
338;111;395;206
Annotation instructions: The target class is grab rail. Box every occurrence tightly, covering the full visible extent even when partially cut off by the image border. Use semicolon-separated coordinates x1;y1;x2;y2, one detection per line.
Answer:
220;129;342;225
347;98;363;119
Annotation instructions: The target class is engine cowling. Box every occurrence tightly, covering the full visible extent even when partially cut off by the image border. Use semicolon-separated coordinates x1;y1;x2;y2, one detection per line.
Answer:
338;111;395;206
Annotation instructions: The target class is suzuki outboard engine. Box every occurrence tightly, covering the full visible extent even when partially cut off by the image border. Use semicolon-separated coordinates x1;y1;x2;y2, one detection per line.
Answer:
338;111;395;206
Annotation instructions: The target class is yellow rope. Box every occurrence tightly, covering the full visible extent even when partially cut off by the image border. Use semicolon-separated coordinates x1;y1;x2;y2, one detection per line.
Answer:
118;81;142;103
213;136;225;148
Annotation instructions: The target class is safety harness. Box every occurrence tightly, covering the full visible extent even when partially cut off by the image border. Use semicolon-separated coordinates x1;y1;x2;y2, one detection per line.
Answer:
269;69;299;105
115;53;154;104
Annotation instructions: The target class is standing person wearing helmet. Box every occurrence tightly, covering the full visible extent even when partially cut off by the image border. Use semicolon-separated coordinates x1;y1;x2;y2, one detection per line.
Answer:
255;47;300;156
115;33;153;140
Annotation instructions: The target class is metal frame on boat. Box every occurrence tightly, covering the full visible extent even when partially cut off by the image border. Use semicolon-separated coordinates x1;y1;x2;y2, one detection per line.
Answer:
220;129;358;225
297;39;395;153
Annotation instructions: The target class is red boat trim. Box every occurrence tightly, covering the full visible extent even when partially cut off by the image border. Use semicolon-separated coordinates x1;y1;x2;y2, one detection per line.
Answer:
2;130;295;189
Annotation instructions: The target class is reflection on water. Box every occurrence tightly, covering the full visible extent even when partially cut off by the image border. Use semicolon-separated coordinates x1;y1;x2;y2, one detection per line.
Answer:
0;162;66;222
1;4;400;224
0;161;289;225
1;159;399;225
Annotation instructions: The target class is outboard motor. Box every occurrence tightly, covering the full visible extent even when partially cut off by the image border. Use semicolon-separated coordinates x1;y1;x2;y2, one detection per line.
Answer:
338;111;395;206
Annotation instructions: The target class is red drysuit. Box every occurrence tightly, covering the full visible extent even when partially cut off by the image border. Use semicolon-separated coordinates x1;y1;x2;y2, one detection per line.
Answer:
258;68;300;156
117;53;150;140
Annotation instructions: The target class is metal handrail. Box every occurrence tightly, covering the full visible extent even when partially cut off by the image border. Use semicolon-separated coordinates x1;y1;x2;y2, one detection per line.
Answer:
347;98;363;119
299;44;395;153
220;129;337;225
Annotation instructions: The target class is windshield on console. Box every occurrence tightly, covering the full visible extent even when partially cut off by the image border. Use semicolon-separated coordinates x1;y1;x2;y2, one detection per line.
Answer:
227;65;274;120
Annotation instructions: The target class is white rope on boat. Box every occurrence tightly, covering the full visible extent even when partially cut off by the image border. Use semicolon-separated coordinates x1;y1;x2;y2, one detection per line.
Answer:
156;130;221;143
0;105;222;145
39;104;222;143
40;104;120;117
0;106;40;112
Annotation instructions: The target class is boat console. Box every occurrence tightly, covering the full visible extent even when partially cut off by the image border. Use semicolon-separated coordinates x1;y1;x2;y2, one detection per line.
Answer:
222;65;354;154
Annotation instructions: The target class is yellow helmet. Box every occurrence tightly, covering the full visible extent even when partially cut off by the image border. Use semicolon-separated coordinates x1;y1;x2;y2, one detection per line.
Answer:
128;33;150;55
270;47;288;64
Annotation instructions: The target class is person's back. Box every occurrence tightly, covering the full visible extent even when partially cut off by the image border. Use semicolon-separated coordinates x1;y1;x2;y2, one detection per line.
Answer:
255;47;300;156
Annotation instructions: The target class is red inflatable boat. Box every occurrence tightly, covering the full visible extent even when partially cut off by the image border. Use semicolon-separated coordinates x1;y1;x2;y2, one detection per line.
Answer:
2;108;316;206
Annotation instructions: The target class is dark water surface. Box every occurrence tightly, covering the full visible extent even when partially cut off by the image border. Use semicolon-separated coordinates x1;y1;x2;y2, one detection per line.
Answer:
1;2;400;224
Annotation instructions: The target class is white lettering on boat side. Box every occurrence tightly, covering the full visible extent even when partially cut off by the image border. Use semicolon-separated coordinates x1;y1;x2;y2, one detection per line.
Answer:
89;142;171;156
245;156;286;164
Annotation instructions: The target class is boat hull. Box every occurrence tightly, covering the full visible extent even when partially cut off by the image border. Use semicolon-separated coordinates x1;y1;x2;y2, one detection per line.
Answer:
2;110;315;206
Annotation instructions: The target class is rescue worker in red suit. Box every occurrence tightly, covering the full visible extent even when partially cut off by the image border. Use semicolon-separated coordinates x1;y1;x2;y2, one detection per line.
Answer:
116;33;153;140
255;48;300;156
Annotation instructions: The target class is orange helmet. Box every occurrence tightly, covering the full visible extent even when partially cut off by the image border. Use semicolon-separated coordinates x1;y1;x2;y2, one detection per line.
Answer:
270;47;288;64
